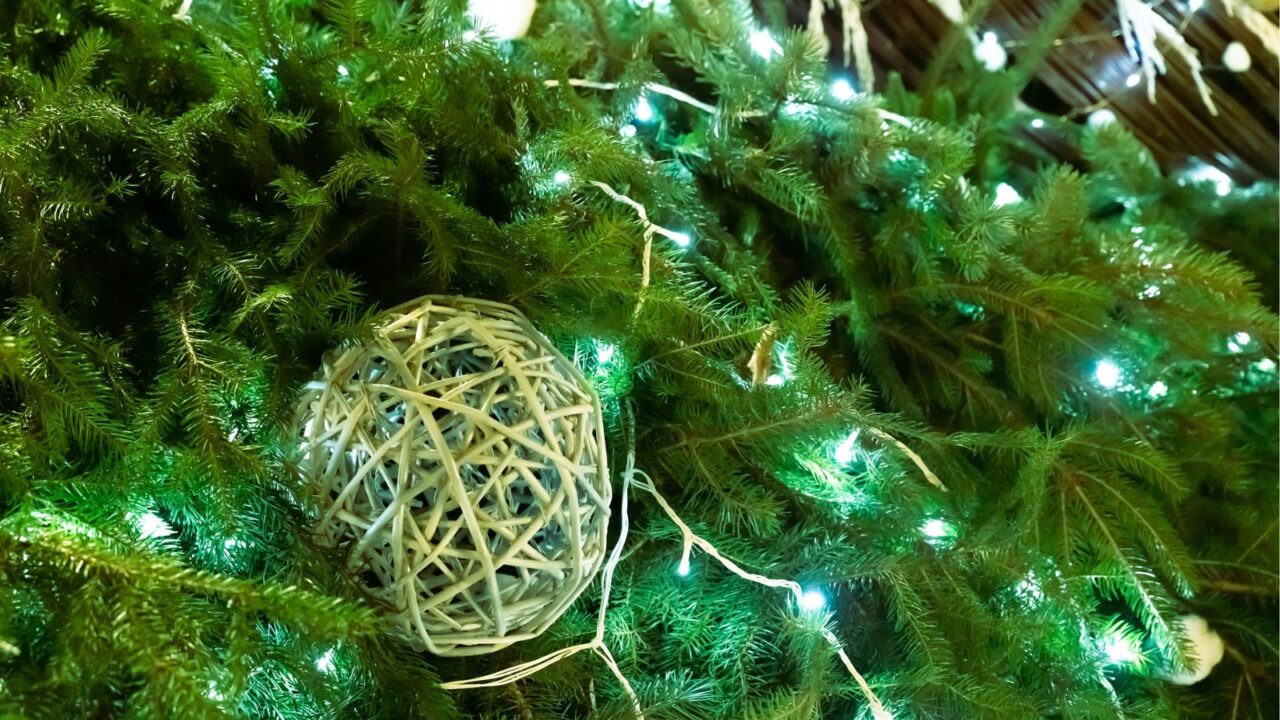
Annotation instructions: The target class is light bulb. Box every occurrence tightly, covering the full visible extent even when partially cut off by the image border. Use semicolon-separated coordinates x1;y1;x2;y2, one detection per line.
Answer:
1087;109;1118;128
993;183;1022;207
595;341;617;365
669;231;692;248
749;29;781;60
830;78;856;101
1182;161;1233;197
834;429;860;465
633;96;655;123
1223;42;1251;73
132;511;173;539
974;31;1007;72
553;170;573;186
316;648;337;673
1125;72;1142;88
676;557;690;576
1094;359;1122;389
921;518;953;541
1100;630;1143;667
798;588;827;611
467;0;537;41
1031;118;1045;129
1147;381;1168;399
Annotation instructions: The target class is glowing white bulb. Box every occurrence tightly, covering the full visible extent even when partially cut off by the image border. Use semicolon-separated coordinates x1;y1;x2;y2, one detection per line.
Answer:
1094;359;1122;389
467;0;537;40
1087;109;1118;128
633;96;655;123
132;511;173;539
1257;358;1277;372
337;64;350;78
1139;285;1161;299
1031;118;1045;129
1148;381;1168;399
676;557;690;576
1223;42;1251;73
993;183;1022;207
921;518;951;540
798;589;827;611
668;231;692;248
749;29;781;60
1125;72;1142;88
974;31;1008;72
765;374;785;387
830;78;856;101
316;648;337;673
595;342;617;365
553;170;573;185
620;124;637;138
1183;161;1233;197
834;429;860;465
1101;631;1143;667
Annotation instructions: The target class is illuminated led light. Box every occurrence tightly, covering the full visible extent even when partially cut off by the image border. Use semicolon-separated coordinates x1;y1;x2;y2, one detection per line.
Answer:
316;648;337;673
553;170;573;185
132;511;173;539
337;64;350;78
1257;358;1277;372
1101;630;1143;667
830;78;856;101
1148;381;1168;399
1125;72;1142;88
1223;41;1251;73
921;518;951;540
1087;109;1118;128
834;430;860;465
1183;161;1233;197
798;589;827;611
633;96;655;123
974;31;1007;72
668;231;692;248
1094;359;1122;389
595;342;617;365
993;183;1022;207
1139;285;1161;299
765;373;785;387
619;124;637;138
749;29;781;60
1031;118;1045;129
676;557;690;576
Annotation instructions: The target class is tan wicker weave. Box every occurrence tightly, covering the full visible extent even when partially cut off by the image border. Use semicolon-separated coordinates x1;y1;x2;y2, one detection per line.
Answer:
296;296;610;656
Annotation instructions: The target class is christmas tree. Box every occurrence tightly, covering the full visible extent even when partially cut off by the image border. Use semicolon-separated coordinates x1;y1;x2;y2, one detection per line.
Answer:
0;1;1276;718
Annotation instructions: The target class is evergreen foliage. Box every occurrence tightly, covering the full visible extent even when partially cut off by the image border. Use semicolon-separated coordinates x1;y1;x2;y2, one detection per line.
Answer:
0;0;1275;718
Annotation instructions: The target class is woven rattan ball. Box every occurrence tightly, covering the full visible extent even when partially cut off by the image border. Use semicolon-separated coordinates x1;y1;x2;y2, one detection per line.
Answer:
296;296;610;656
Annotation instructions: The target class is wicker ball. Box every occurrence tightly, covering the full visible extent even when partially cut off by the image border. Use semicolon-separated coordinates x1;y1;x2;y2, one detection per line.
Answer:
296;296;611;656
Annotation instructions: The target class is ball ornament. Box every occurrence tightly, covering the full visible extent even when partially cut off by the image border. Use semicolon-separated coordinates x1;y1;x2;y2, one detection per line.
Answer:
296;296;610;656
